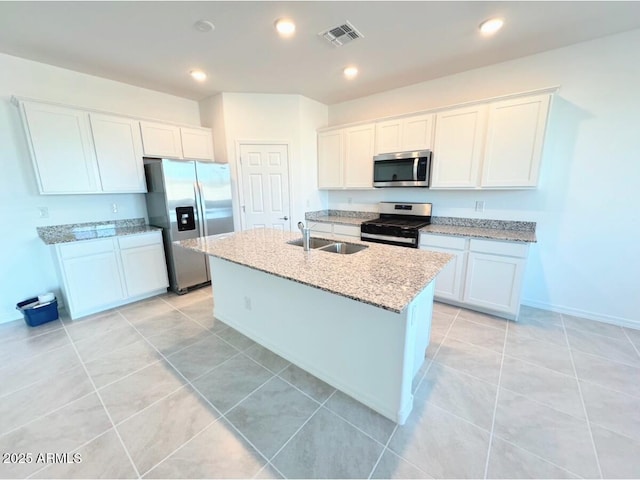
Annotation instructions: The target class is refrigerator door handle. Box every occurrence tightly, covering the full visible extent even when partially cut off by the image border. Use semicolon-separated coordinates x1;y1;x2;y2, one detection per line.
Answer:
193;182;205;237
195;181;208;237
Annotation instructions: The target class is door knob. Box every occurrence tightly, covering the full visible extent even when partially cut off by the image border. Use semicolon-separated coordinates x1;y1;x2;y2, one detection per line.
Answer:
279;216;289;220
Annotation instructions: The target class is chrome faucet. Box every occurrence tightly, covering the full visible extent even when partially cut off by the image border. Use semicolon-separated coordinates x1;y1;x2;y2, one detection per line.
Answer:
297;221;311;251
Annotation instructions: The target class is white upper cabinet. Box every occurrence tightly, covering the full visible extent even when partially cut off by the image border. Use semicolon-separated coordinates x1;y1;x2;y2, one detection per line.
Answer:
344;124;375;188
318;123;375;189
89;113;146;193
481;94;551;188
140;121;183;158
375;113;434;154
180;127;214;160
318;130;343;188
21;101;100;194
431;105;488;189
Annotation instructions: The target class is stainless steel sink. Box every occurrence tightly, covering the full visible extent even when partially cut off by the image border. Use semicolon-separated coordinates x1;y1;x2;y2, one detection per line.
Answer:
317;242;369;255
287;238;335;249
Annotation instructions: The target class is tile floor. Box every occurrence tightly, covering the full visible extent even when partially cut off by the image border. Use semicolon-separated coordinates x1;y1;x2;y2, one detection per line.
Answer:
1;290;639;479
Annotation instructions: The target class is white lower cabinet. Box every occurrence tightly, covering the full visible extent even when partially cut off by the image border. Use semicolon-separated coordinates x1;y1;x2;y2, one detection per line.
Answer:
55;231;169;319
306;221;361;241
420;234;529;319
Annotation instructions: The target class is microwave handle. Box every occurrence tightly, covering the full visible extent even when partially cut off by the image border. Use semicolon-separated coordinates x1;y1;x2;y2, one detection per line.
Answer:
413;157;419;181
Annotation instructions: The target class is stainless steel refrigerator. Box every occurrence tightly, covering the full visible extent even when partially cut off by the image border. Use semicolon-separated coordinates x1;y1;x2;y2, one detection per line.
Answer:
144;158;234;293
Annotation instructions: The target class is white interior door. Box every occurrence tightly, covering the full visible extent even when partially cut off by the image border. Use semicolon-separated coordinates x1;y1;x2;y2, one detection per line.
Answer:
239;144;291;231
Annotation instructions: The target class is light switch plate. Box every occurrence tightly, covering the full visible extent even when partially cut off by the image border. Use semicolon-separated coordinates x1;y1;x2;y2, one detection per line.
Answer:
475;201;485;212
38;206;49;218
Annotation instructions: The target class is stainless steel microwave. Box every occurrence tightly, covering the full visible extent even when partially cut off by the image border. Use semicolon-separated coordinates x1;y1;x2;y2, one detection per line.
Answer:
373;150;432;187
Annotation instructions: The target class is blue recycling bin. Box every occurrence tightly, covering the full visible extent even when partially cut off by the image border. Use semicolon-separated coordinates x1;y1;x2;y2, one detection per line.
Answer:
16;297;59;327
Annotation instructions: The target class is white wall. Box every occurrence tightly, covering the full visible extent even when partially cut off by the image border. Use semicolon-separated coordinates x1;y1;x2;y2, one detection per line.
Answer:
199;93;328;232
327;29;640;327
0;53;201;323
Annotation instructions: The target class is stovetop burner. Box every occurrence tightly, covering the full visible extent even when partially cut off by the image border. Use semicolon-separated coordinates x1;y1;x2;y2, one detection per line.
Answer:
360;202;433;248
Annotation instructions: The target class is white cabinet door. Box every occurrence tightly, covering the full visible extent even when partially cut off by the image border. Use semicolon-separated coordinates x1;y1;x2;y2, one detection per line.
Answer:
481;94;551;188
181;127;214;160
402;113;434;152
140;121;182;158
428;247;466;301
318;130;343;189
344;123;375;189
21;101;99;194
375;114;433;154
375;119;403;154
463;252;526;315
89;113;146;193
120;243;169;298
431;105;487;188
62;250;125;316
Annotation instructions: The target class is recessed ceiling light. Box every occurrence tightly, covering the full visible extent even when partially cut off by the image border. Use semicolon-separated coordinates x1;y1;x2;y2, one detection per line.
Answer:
343;66;358;79
193;19;215;33
275;18;296;37
189;70;207;82
479;17;504;36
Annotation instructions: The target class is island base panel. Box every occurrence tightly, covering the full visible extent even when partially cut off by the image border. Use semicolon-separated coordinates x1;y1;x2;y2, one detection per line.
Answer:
209;257;434;424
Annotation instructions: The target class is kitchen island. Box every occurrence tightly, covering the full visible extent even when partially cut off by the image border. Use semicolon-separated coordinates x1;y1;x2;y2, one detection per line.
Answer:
177;228;452;424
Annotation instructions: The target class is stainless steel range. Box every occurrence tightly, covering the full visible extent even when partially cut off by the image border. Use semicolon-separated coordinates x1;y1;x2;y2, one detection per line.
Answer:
360;202;432;248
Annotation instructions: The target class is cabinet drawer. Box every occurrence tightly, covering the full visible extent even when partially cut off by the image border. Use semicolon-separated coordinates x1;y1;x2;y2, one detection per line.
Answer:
118;231;163;250
420;233;466;250
308;222;333;234
58;238;115;259
469;238;528;258
333;224;361;237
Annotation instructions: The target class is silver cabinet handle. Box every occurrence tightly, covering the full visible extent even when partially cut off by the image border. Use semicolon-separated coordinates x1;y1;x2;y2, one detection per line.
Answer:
279;216;289;220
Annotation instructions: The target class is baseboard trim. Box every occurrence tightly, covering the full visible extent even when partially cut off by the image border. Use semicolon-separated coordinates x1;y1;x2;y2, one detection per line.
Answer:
521;298;639;330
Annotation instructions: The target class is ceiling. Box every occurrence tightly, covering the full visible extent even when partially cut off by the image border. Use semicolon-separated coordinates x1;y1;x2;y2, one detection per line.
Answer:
1;1;640;105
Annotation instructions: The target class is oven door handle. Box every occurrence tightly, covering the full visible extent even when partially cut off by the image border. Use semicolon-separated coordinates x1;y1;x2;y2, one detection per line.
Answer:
361;232;416;245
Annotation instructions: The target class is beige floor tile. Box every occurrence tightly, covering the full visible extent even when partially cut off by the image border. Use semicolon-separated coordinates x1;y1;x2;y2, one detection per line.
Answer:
500;356;585;418
226;377;318;459
32;428;137;479
572;350;640;398
432;302;460;316
447;318;506;353
99;361;186;423
244;344;290;374
144;318;211;356
563;314;628;340
418;361;498;430
128;309;191;338
510;307;567;346
65;309;129;343
505;330;574;375
430;310;457;336
487;436;579;478
580;380;640;442
0;343;81;397
143;419;266;479
591;425;640;479
272;408;384;479
167;335;238;381
493;389;599;478
565;326;640;367
433;337;502;384
118;296;176;322
0;327;70;365
325;390;397;444
371;449;431;479
0;393;111;478
0;316;64;346
117;386;219;475
83;339;161;388
74;323;143;363
388;401;490;478
278;364;336;402
457;308;509;330
216;326;256;351
624;327;640;350
0;365;94;435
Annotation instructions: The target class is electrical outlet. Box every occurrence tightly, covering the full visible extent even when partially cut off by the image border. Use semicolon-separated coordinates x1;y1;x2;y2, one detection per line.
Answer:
111;203;118;214
348;197;353;204
38;206;49;218
244;296;252;311
475;201;485;212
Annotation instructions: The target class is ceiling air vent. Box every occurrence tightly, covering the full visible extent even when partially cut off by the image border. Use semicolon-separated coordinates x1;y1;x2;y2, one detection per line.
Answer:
319;21;364;47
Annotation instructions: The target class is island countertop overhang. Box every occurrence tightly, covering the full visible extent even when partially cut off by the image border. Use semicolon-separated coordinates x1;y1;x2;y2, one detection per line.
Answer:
176;228;452;313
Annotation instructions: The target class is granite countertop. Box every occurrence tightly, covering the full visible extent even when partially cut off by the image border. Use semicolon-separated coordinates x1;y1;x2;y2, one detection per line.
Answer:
421;225;537;243
37;218;162;245
176;228;452;313
306;209;537;243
